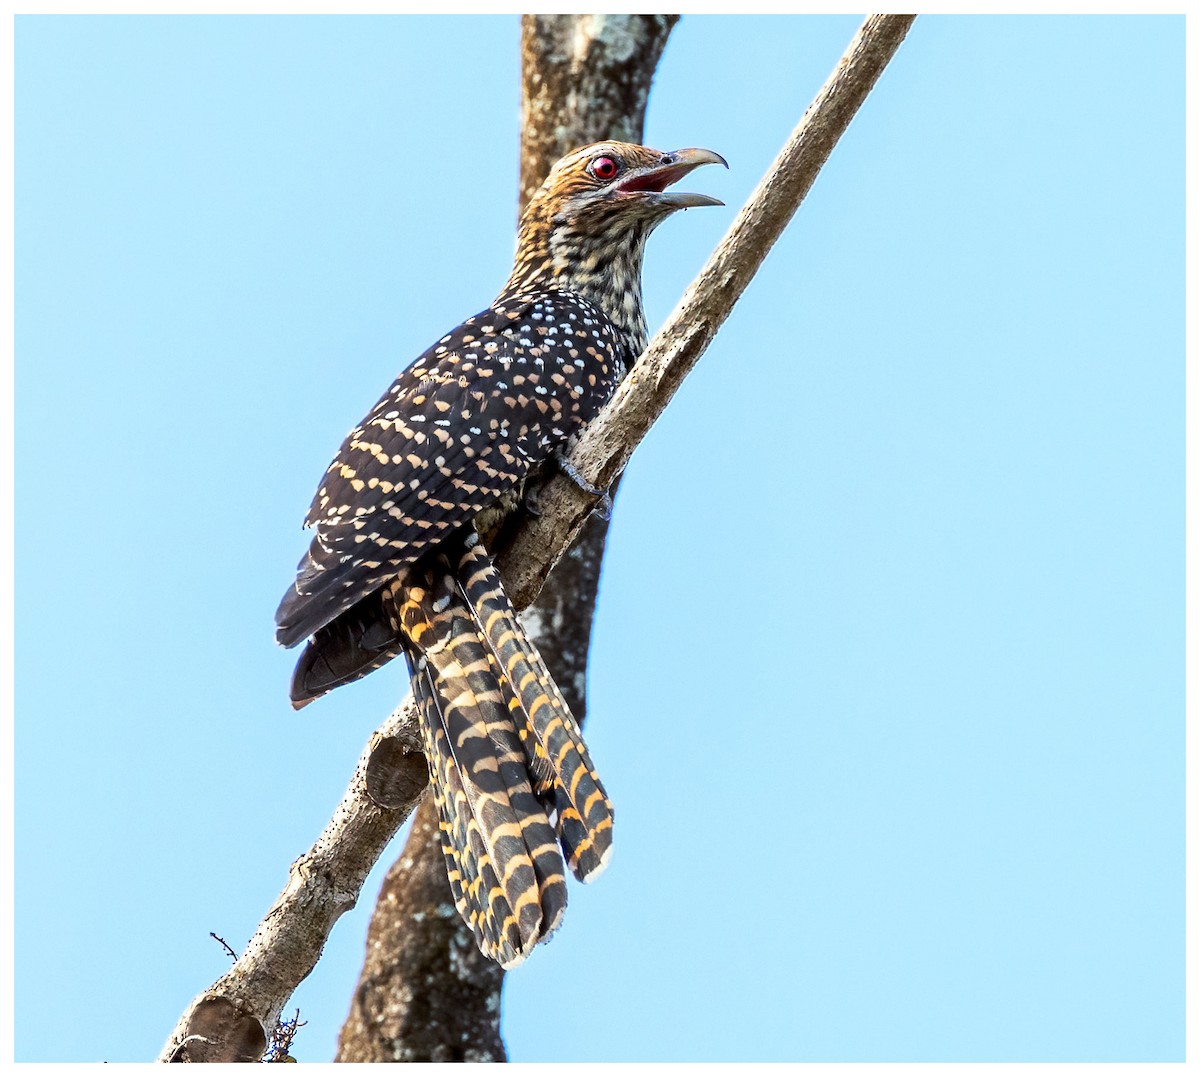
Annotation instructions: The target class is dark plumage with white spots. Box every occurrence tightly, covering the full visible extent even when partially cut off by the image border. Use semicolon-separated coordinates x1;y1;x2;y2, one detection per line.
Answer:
276;141;725;967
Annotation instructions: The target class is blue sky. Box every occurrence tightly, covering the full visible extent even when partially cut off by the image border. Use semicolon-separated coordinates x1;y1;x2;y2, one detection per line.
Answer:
15;13;1183;1063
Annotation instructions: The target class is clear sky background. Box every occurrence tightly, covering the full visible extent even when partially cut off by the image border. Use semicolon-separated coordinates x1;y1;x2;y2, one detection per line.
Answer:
15;13;1183;1064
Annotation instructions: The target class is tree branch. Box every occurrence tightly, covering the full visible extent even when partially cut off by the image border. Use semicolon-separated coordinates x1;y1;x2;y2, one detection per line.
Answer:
157;13;915;1062
498;13;918;603
158;703;428;1062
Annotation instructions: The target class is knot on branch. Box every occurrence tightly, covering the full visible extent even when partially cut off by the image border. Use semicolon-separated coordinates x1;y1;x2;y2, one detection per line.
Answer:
166;996;266;1063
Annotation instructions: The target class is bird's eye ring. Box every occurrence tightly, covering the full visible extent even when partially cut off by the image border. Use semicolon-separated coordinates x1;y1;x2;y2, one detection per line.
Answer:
589;156;620;181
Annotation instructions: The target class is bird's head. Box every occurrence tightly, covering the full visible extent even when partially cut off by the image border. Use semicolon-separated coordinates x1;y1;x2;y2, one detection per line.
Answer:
534;141;727;224
505;141;726;337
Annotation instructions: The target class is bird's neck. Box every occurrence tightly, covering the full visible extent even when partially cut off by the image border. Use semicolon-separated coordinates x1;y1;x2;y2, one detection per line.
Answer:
501;211;651;356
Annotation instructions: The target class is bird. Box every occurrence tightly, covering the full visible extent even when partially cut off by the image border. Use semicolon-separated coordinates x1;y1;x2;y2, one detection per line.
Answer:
275;141;726;967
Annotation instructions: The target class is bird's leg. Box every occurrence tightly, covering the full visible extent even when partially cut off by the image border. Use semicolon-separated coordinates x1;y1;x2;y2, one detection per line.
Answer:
521;453;612;521
553;450;613;521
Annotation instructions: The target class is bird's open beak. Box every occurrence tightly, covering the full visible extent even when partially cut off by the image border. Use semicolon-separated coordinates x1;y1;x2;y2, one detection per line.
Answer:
615;147;728;209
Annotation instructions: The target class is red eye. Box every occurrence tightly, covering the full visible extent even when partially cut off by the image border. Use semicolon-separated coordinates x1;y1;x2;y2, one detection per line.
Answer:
590;156;619;180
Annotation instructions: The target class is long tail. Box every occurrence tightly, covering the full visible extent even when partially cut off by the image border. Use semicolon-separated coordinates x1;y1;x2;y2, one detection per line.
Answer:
398;533;614;967
454;534;614;882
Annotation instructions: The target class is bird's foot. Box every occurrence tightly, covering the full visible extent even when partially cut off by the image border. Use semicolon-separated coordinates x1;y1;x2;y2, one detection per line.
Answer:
554;451;613;521
523;482;544;518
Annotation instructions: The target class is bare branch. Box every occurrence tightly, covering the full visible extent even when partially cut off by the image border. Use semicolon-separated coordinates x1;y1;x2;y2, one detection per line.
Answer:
499;13;918;603
158;14;915;1062
158;703;427;1062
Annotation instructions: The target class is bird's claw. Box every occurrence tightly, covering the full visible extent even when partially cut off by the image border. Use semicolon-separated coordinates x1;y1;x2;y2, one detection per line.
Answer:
554;451;612;521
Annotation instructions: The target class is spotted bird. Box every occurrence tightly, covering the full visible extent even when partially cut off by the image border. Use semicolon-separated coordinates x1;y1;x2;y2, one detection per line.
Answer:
276;142;726;967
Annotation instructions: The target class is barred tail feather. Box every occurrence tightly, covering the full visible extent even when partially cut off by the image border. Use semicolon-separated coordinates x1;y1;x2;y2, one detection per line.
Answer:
400;566;567;967
393;530;612;966
413;675;508;961
455;534;615;883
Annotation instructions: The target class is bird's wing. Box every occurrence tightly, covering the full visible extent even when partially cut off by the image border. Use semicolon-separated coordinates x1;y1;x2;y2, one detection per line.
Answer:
275;296;615;647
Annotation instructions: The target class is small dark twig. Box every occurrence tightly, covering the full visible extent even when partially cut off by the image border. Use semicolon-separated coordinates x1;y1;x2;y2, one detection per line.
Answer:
264;1009;306;1063
210;932;238;960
